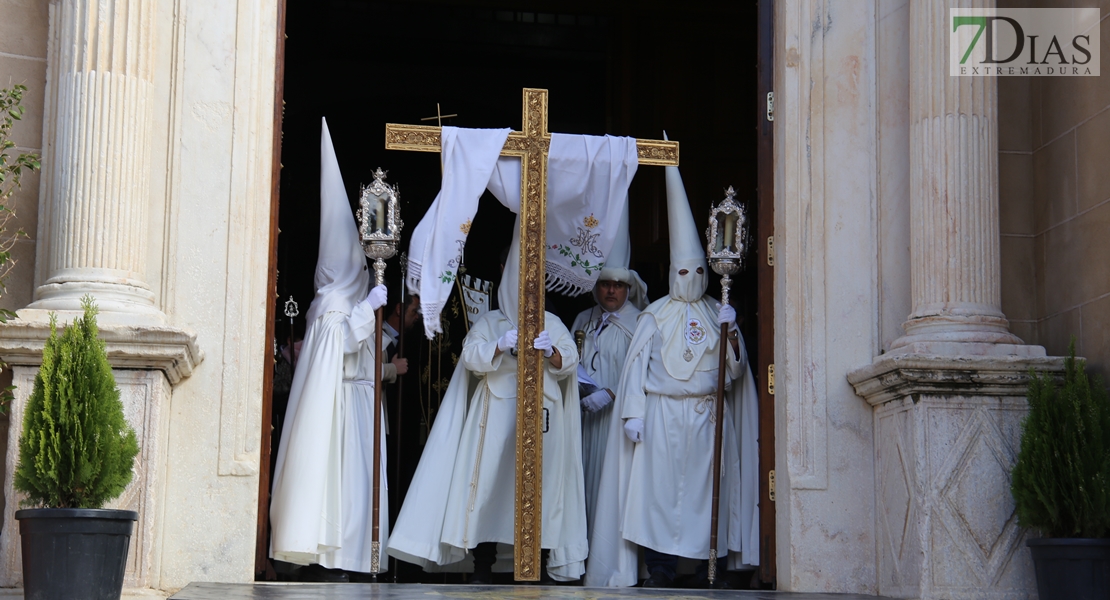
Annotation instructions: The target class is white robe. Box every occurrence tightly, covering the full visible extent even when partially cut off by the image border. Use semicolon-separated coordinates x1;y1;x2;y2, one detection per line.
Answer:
269;301;389;573
585;297;760;586
570;302;638;529
387;310;588;581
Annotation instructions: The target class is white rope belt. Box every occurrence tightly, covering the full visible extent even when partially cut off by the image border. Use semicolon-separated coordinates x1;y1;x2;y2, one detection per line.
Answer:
343;379;375;386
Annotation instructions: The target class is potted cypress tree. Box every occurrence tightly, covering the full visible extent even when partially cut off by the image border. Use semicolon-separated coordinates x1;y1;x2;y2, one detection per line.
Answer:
1011;341;1110;600
13;296;140;600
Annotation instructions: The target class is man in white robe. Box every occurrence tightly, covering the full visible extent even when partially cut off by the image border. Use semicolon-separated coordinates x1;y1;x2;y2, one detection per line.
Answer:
387;222;586;582
571;201;648;530
269;118;391;580
585;162;760;589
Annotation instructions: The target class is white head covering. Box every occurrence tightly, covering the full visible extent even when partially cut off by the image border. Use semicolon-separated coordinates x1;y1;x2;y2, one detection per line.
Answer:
664;133;708;302
305;118;369;324
496;214;523;328
594;197;648;310
642;134;717;381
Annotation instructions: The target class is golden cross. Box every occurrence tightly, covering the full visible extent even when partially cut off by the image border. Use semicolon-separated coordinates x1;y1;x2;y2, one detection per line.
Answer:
385;88;678;580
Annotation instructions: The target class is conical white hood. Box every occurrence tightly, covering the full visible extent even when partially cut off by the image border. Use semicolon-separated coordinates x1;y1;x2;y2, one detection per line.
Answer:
496;213;523;328
305;118;369;324
663;133;707;302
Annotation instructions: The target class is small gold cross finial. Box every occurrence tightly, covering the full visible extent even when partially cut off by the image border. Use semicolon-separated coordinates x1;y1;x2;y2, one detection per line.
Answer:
419;103;458;127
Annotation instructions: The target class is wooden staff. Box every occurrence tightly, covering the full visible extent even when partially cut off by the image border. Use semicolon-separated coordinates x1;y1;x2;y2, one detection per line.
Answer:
371;261;386;582
708;276;734;586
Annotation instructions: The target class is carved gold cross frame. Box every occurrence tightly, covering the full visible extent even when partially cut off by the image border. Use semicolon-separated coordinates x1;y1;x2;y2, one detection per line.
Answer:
385;88;678;580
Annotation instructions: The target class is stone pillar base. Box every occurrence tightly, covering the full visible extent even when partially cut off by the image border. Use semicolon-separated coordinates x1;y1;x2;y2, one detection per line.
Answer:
1;367;171;591
848;352;1067;600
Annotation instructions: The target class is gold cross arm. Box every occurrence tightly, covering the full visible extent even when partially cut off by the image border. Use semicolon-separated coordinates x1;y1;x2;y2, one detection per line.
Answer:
384;88;677;581
386;125;680;166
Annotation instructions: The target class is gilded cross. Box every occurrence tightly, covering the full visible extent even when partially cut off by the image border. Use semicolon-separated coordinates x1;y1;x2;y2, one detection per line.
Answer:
385;88;679;580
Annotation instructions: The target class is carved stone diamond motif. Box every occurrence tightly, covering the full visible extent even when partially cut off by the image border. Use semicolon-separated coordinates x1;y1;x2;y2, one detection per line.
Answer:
880;419;913;564
943;418;1018;559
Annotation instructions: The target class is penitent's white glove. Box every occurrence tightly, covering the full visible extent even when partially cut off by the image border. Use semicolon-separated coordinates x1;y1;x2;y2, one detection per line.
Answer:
497;329;519;353
581;389;613;413
624;418;645;443
367;285;388;311
533;330;554;358
716;302;737;328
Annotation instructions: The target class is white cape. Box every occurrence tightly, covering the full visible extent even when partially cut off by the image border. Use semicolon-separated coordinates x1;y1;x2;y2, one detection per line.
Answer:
571;301;639;529
584;299;760;587
386;310;586;580
270;302;389;572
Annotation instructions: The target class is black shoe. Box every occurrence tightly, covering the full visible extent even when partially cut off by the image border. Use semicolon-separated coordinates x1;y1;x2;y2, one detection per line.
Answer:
642;570;674;588
299;564;349;583
471;541;496;585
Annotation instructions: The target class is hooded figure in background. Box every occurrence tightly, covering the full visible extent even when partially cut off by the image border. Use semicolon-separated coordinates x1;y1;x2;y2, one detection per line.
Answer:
269;118;390;579
585;151;760;588
570;199;648;532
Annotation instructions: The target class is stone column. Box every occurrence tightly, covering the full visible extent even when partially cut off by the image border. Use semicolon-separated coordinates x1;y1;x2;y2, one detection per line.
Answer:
0;5;202;589
891;0;1028;356
26;0;163;323
849;2;1065;599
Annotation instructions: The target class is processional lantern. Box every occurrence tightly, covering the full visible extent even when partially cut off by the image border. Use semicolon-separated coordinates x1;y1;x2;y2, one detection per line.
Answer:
705;185;749;304
703;184;749;586
355;166;403;579
358;167;404;285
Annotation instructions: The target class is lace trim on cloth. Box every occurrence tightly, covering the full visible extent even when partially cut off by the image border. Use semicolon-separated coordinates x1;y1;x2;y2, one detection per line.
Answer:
546;260;597;296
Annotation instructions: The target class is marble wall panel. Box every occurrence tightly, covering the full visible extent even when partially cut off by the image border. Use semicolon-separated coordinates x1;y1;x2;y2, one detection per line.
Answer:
0;0;48;58
1038;306;1082;359
999;153;1035;236
0;56;45;151
1076;107;1110;214
1042;201;1110;318
999;236;1037;325
998;77;1032;153
1032;131;1077;236
775;0;882;593
152;0;277;588
1081;295;1110;382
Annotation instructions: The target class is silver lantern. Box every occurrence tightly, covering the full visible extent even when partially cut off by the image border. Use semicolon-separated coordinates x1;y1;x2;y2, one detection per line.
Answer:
358;167;404;286
704;185;748;305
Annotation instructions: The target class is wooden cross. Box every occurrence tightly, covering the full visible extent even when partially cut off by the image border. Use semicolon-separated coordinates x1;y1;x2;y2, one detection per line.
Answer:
385;88;679;580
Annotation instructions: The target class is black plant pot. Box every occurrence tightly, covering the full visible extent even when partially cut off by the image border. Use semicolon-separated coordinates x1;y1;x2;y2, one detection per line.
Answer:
1028;537;1110;600
15;508;138;600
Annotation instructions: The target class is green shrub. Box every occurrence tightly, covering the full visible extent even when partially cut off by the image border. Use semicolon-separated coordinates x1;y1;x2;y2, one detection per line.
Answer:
13;296;138;509
1011;340;1110;538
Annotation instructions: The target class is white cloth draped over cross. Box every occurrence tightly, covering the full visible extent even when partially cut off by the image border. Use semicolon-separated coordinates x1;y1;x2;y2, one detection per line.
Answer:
405;127;639;339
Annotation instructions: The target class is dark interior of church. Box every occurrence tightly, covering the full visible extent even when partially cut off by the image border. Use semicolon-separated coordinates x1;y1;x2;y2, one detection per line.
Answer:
268;0;761;585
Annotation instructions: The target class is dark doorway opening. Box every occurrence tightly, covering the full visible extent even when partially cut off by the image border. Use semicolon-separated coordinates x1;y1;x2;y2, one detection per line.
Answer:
259;0;771;587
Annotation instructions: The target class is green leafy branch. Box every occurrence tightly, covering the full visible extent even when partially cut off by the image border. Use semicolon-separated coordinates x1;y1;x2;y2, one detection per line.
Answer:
0;84;43;414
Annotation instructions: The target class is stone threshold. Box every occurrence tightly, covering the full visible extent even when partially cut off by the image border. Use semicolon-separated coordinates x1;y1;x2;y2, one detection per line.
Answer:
157;582;899;599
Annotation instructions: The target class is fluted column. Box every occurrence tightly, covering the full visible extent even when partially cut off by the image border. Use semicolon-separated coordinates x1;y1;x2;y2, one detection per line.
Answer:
28;0;162;321
891;0;1026;355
